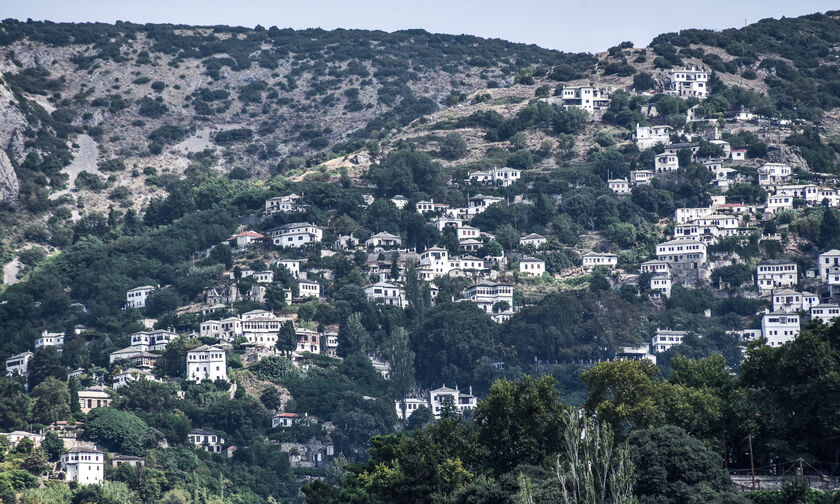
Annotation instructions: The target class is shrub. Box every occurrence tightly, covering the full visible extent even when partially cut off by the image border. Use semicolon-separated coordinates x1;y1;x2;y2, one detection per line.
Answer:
98;158;126;172
214;128;253;145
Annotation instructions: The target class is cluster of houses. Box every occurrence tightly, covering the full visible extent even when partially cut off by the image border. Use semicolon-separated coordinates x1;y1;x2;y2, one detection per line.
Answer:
1;422;238;485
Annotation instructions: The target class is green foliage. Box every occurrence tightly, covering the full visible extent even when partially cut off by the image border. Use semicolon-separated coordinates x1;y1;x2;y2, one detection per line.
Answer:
31;377;70;425
137;96;168;118
148;124;186;145
27;347;66;389
250;356;297;383
785;127;838;174
368;149;442;197
629;425;744;504
582;359;722;438
41;431;65;462
84;407;156;455
412;303;500;388
440;132;468;160
213;128;253;145
503;291;641;364
475;376;566;475
0;379;29;430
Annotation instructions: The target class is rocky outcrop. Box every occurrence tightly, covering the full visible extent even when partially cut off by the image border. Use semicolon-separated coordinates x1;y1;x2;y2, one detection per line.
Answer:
0;148;18;201
0;73;29;163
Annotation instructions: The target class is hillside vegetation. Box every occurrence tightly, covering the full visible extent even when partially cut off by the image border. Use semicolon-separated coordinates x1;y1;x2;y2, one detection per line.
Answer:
2;10;840;504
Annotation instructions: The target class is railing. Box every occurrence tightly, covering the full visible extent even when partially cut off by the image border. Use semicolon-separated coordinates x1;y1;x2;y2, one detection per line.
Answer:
731;474;840;492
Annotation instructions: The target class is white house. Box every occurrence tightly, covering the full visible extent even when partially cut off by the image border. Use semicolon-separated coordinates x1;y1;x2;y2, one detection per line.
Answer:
365;281;406;307
655;239;707;268
640;259;671;275
61;446;104;484
761;311;800;346
756;260;798;293
674;207;714;225
230;231;264;249
5;351;33;377
3;431;42;448
365;232;402;249
296;329;320;355
324;329;339;357
108;346;147;365
419;246;451;278
765;194;794;214
608;178;630;195
428;385;477;419
462;281;514;315
449;255;486;273
390;195;409;209
456;225;481;242
731;148;746;161
432;216;463;232
78;387;112;413
272;412;301;428
633;124;672;150
268;223;323;248
297;279;321;299
668;66;708;99
186;345;228;383
276;258;305;279
468;194;504;215
241;312;285;347
458;239;482;254
265;194;302;214
673;215;739;243
557;85;611;114
629;170;654;186
651;329;688;353
519;257;545;277
811;304;840;325
818;250;840;282
520;233;547;248
654;153;679;172
416;200;440;213
581;252;618;270
188;428;225;454
757;163;792;186
617;345;656;364
395;396;431;421
771;289;814;313
650;274;672;297
468;166;521;187
125;285;155;309
129;329;177;351
35;330;64;350
334;235;360;251
112;368;160;390
828;266;840;296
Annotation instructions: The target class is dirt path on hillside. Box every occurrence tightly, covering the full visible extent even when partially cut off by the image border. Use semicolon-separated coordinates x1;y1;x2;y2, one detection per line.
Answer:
3;259;20;285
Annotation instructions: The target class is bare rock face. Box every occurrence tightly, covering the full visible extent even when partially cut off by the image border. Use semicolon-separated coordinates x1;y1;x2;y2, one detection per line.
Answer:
0;148;19;201
350;152;370;165
0;73;29;163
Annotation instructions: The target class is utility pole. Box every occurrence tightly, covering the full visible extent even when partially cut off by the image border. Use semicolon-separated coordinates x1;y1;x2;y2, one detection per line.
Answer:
722;425;728;470
748;434;756;491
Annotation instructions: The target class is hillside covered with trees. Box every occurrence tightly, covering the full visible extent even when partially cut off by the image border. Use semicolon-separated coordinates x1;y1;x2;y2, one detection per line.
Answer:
2;9;840;504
